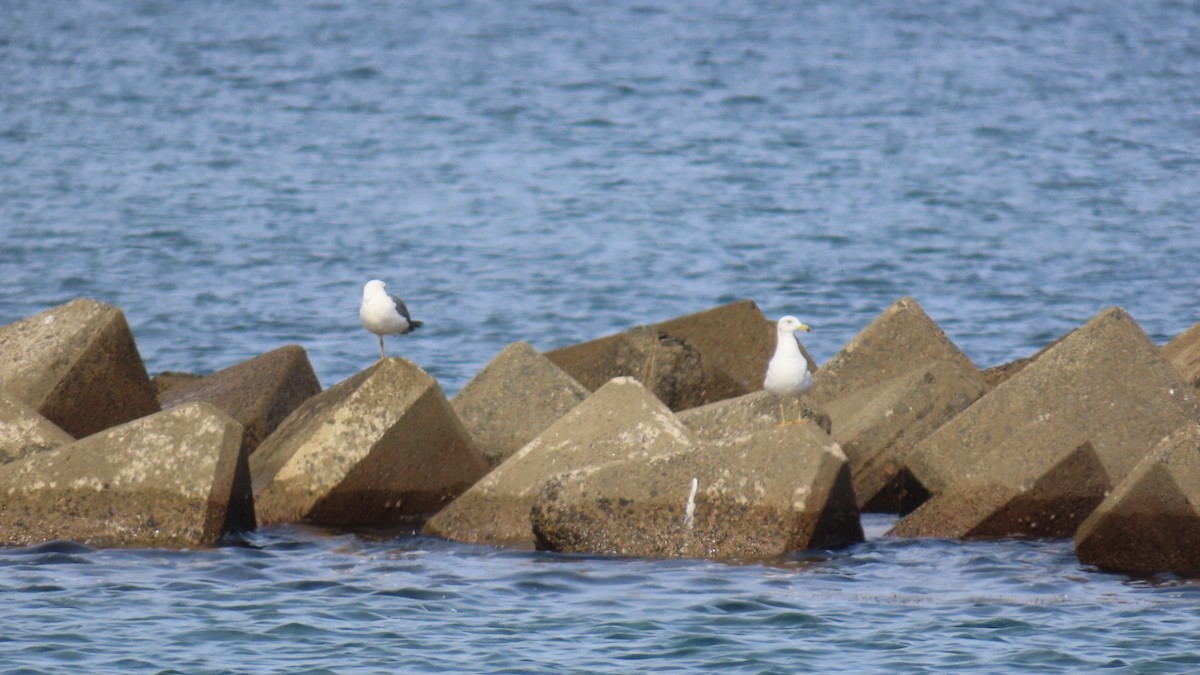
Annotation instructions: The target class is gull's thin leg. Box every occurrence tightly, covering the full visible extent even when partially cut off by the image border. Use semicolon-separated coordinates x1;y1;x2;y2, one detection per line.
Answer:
378;335;386;361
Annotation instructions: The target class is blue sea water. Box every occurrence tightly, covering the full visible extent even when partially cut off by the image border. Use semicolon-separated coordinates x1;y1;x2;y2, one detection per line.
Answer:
2;0;1200;671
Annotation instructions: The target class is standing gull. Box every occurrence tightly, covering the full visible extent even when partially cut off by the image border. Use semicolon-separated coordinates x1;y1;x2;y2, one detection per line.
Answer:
763;315;813;425
359;279;423;360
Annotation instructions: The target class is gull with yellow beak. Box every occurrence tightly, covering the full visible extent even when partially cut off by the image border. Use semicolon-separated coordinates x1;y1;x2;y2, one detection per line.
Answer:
764;315;813;425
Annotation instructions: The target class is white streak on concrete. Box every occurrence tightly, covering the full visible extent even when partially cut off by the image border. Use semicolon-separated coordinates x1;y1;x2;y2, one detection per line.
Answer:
684;477;699;531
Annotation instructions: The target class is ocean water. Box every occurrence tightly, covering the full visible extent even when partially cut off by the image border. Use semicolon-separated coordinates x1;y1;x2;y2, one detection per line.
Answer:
2;0;1200;671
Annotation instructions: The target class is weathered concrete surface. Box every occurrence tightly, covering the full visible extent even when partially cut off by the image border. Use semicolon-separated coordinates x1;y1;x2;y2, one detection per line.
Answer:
531;424;863;559
822;360;987;512
1164;320;1200;389
654;300;811;393
981;359;1031;391
0;390;74;463
1076;424;1200;577
451;341;590;467
159;344;321;456
251;358;488;527
676;389;832;441
981;333;1072;390
890;426;1110;539
0;402;253;548
899;308;1200;514
0;298;160;437
424;377;696;546
807;297;979;406
545;326;744;411
153;371;203;398
544;301;800;411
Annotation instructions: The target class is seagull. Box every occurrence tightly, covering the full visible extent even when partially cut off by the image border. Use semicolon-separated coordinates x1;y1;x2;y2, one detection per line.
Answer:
359;279;423;360
764;315;813;425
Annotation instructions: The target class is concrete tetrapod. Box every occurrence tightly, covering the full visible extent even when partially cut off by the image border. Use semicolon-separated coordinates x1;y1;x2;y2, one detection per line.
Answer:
251;358;488;527
531;423;863;559
0;298;159;438
451;341;590;468
159;344;321;457
424;377;696;546
1075;424;1200;577
898;308;1200;514
0;402;252;548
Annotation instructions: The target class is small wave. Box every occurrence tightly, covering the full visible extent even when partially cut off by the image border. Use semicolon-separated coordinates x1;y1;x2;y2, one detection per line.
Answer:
9;539;95;558
371;587;455;601
721;95;768;106
569;118;619;128
263;621;341;638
